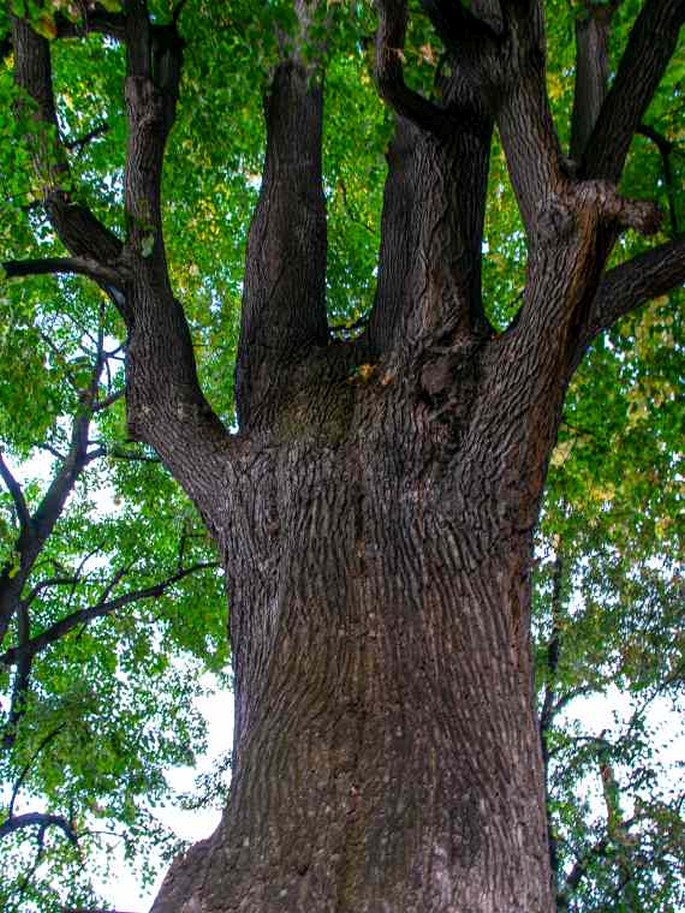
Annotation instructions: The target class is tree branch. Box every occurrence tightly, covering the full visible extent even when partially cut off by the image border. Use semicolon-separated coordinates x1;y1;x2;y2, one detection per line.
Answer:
93;388;125;412
375;0;453;134
638;123;680;235
1;562;219;668
2;593;33;748
64;123;110;153
574;237;685;367
117;2;232;527
3;256;123;289
9;726;65;817
492;0;566;233
0;452;31;532
0;811;78;845
0;375;100;648
581;0;685;182
570;1;617;161
54;7;127;42
12;7;232;535
23;576;80;609
236;59;329;427
11;17;123;271
539;550;565;885
557;835;611;909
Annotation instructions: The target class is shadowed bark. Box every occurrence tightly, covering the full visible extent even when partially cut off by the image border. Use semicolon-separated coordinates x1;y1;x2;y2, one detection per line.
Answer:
570;1;616;162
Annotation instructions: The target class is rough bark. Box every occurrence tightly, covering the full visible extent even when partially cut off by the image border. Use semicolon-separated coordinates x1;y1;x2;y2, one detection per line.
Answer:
570;1;614;162
153;343;558;913
8;0;685;910
236;60;329;430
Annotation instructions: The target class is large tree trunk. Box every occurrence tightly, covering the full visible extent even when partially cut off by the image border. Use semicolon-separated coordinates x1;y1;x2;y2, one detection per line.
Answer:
151;351;557;911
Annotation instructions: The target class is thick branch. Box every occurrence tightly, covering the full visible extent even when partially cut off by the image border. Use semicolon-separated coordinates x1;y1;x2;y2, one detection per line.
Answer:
3;256;123;288
13;8;233;534
54;7;126;41
0;452;30;532
1;562;218;668
11;17;123;267
0;380;99;647
494;0;566;232
366;109;493;360
124;6;184;251
570;2;616;161
539;552;565;885
236;60;329;428
116;1;232;530
582;0;685;182
367;5;495;357
574;237;685;367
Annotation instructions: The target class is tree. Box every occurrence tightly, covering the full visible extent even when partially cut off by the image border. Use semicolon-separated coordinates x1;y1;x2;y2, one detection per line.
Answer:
2;0;684;910
0;262;227;908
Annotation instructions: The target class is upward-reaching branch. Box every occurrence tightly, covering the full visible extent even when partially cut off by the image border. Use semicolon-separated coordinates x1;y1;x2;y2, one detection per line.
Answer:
375;0;455;134
570;1;617;161
581;0;685;182
236;45;329;428
366;0;494;357
119;1;232;530
0;453;30;533
11;17;123;269
0;401;95;647
494;0;565;233
11;7;232;537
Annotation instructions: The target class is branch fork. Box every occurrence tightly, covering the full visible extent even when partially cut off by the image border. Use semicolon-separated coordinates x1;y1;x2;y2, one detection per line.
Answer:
535;181;663;241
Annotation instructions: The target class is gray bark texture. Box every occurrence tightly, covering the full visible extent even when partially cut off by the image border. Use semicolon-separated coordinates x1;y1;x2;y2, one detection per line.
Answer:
8;0;685;909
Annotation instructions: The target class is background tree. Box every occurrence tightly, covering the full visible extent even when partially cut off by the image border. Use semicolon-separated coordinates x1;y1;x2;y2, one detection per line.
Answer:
1;0;683;911
0;216;227;909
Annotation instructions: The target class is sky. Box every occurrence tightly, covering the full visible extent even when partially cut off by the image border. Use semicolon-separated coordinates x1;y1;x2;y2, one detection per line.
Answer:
98;687;233;912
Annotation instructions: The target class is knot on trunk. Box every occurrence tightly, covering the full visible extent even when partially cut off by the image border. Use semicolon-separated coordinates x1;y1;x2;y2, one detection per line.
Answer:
536;181;662;242
418;339;481;432
573;180;662;235
534;193;577;242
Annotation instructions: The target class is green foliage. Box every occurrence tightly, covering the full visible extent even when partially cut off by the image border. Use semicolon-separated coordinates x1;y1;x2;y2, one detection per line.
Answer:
0;195;226;909
534;289;684;908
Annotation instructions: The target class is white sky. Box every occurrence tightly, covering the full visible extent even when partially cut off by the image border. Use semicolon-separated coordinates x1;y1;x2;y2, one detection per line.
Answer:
96;688;233;912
